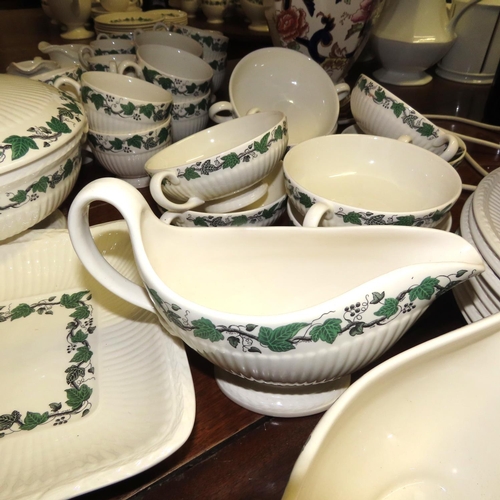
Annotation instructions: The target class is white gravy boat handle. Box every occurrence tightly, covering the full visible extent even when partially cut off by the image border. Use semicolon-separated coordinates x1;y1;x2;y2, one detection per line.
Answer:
68;178;156;313
208;100;236;123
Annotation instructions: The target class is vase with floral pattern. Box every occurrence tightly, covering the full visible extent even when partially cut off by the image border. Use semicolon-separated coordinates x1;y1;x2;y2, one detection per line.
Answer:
263;0;385;83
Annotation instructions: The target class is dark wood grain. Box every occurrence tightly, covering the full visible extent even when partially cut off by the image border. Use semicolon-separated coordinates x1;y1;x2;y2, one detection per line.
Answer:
1;8;498;500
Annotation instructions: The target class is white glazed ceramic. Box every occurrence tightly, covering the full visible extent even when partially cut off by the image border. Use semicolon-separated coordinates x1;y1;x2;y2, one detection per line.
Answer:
181;0;200;18
284;310;500;498
200;0;229;23
55;71;173;133
284;135;462;228
171;91;211;142
241;0;268;32
146;110;288;212
159;160;286;227
6;57;60;76
0;221;195;500
100;0;137;11
371;0;482;85
133;29;204;58
38;41;87;67
79;52;136;71
46;0;94;39
87;120;172;188
208;47;349;146
0;75;86;240
351;74;460;161
135;44;213;98
89;36;136;55
263;0;385;84
437;0;500;84
68;177;483;416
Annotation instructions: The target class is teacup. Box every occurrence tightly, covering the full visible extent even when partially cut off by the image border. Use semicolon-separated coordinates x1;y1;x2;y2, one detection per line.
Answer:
89;36;135;56
79;52;136;72
284;135;462;228
133;29;203;58
54;71;173;133
171;91;211;142
208;47;349;146
136;44;213;98
146;110;288;212
351;74;459;162
87;120;173;188
159;160;286;227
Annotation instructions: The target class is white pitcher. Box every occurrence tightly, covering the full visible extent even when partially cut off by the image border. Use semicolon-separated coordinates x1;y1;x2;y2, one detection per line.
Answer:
47;0;93;40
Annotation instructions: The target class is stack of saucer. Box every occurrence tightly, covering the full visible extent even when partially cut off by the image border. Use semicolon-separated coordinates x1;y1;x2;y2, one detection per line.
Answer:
454;168;500;322
94;10;187;38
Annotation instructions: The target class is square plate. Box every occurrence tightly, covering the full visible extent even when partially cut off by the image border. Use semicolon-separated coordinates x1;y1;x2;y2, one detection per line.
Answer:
0;220;195;500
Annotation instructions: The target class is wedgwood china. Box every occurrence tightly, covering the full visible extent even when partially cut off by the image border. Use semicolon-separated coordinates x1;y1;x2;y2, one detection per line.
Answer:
240;0;268;32
351;74;460;161
200;0;230;24
159;160;286;227
283;311;500;499
170;91;211;142
137;44;213;98
263;0;385;84
182;0;200;18
0;221;195;500
208;47;349;146
68;177;483;417
100;0;137;11
284;135;462;228
146;110;288;212
88;36;136;55
30;66;84;99
133;28;204;58
0;74;86;240
6;57;60;76
87;120;172;188
46;0;94;39
55;71;173;133
79;52;136;72
371;0;481;85
38;41;87;67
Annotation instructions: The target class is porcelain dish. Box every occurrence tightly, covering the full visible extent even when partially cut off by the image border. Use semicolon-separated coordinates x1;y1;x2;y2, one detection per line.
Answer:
0;75;87;240
283;312;500;499
0;221;195;500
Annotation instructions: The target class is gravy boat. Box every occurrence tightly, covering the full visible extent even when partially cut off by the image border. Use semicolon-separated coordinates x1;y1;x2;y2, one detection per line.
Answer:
68;178;484;417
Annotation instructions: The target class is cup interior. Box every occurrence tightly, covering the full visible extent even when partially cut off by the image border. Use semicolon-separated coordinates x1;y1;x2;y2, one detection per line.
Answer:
135;31;203;58
229;48;339;145
284;135;461;213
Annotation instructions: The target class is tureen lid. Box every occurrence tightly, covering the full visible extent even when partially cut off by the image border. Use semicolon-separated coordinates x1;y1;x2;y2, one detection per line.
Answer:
0;74;86;173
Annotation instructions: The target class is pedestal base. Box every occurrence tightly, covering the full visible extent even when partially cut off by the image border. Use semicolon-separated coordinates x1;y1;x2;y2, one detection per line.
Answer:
215;367;351;418
60;26;94;40
373;68;432;86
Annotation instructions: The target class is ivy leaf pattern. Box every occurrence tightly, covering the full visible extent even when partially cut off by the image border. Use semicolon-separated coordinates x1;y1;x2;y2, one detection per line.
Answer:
310;318;342;343
258;323;308;352
3;135;39;160
46;117;71;134
409;277;440;301
65;384;93;410
192;318;224;342
20;412;49;431
253;133;270;154
374;297;399;318
343;211;362;225
10;303;33;320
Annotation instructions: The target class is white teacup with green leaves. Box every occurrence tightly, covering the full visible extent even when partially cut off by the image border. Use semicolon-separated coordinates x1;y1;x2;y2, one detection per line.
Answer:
54;71;173;134
78;52;135;72
88;36;136;56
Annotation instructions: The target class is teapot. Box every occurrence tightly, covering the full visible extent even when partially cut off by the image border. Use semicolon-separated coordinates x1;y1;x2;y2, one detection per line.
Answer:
371;0;483;85
46;0;93;40
68;178;484;417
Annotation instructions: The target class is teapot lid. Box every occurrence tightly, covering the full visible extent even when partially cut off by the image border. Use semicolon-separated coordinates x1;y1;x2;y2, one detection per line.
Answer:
0;74;86;173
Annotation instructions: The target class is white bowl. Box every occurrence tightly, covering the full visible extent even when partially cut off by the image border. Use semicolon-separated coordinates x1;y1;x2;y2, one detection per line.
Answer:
146;110;288;212
284;134;462;228
134;29;203;58
351;74;460;162
283;312;500;499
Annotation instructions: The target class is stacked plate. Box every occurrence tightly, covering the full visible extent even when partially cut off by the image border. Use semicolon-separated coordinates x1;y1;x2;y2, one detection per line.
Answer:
454;168;500;323
94;10;188;38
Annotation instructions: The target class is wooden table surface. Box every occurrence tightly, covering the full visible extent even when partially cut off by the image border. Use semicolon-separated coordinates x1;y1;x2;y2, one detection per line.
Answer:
1;7;499;500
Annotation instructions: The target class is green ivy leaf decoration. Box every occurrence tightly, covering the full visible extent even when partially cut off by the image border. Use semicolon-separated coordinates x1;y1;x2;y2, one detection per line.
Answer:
126;135;143;149
70;346;93;364
416;122;435;137
299;192;313;209
20;411;49;431
81;86;92;103
258;323;308;352
46;117;71;134
32;176;50;193
110;137;124;150
349;323;365;336
158;127;169;144
228;336;240;348
65;384;93;410
231;215;248;226
370;291;385;304
71;330;88;343
3;135;39;160
120;102;135;115
358;76;367;91
391;102;406;118
139;103;155;118
142;66;160;82
456;270;467;278
193;217;209;227
10;303;33;320
0;412;18;431
253;132;270;154
49;402;62;412
158;77;174;90
184;167;201;180
374;297;399;318
192;317;224;342
65;365;85;385
374;88;386;102
221;152;240;169
310;318;342;344
343;211;362;225
62;158;74;179
61;291;88;309
9;190;27;204
274;125;283;140
409;277;439;301
63;101;83;116
70;305;90;320
395;215;416;226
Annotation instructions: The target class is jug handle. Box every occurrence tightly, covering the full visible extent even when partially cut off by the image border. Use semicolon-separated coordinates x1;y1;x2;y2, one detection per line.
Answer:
448;0;483;32
68;178;156;314
303;202;334;227
208;100;235;123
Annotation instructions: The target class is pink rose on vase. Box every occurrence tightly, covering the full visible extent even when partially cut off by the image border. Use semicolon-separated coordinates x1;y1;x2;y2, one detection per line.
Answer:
276;5;309;43
351;0;373;23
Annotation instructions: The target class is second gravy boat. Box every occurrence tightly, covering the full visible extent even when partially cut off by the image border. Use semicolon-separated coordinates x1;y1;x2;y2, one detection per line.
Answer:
68;178;484;417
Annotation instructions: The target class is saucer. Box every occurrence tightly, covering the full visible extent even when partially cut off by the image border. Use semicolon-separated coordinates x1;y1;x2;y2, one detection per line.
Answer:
0;221;195;500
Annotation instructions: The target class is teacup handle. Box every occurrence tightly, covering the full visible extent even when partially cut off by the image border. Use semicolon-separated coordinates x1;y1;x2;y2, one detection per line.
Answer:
334;82;350;102
432;133;459;162
208;100;236;123
133;28;144;42
53;76;81;98
78;46;94;69
302;202;334;227
116;59;144;79
67;178;156;313
97;33;110;39
160;212;181;225
150;171;206;211
153;21;169;31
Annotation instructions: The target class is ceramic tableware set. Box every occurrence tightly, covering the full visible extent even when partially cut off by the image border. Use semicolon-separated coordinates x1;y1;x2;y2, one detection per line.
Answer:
454;168;500;322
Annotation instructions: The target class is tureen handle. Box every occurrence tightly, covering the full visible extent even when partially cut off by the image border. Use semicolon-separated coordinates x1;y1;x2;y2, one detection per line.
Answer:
68;178;156;314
